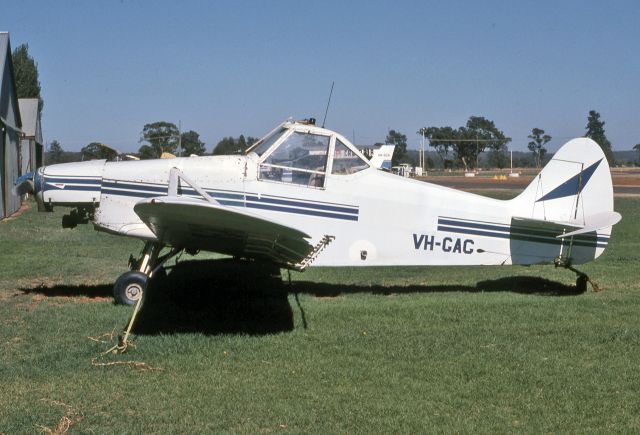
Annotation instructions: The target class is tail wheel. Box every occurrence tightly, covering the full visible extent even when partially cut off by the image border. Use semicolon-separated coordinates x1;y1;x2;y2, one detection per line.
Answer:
113;271;148;306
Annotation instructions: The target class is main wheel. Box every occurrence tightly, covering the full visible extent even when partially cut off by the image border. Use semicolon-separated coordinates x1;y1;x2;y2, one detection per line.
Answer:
113;271;148;306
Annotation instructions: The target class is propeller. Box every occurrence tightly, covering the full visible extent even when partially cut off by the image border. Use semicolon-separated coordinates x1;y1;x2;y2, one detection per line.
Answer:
13;172;35;196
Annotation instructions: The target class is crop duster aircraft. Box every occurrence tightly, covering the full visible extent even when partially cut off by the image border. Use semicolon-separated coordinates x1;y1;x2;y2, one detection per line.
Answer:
16;118;620;308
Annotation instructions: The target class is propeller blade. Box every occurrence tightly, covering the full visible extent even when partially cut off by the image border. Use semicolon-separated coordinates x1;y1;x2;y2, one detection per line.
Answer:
14;172;35;196
13;179;34;196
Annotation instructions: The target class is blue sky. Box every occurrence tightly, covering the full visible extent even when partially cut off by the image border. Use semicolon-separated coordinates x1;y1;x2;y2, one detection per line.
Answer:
3;0;639;152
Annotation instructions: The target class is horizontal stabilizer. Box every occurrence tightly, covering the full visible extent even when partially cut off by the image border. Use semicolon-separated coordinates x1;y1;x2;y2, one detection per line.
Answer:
511;216;581;235
556;211;621;238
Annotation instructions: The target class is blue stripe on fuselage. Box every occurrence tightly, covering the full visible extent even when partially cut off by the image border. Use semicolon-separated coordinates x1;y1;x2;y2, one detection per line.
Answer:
43;176;102;192
437;216;608;248
101;179;359;221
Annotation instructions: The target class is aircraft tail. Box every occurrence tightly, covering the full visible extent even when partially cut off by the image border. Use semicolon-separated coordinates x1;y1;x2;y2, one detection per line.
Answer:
370;144;395;170
507;137;619;264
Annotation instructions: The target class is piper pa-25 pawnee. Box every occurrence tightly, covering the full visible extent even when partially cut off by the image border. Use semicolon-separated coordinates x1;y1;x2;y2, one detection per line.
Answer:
17;118;620;307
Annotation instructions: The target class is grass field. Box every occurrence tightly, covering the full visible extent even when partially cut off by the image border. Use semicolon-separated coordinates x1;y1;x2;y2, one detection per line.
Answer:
1;198;639;433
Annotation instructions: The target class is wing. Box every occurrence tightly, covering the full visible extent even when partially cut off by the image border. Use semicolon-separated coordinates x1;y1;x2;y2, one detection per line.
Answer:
134;196;314;267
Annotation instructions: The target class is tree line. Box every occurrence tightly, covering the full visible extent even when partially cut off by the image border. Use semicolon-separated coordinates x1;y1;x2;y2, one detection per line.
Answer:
382;111;620;170
44;111;628;168
45;122;261;164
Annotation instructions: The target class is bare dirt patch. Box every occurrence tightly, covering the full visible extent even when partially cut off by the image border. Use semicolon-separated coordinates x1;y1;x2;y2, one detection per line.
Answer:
18;280;113;304
0;201;31;223
612;175;640;186
420;172;640;196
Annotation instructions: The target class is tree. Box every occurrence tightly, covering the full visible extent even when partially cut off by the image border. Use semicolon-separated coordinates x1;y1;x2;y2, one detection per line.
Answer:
213;137;243;155
46;140;64;164
180;130;206;156
585;110;615;165
634;143;640;164
212;135;258;155
527;128;551;168
487;150;508;169
81;142;118;161
425;156;435;169
419;126;455;163
12;44;43;112
138;121;179;159
460;116;511;170
420;116;510;171
386;129;408;166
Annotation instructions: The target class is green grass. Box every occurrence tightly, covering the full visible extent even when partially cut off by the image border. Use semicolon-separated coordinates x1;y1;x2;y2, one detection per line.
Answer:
1;199;640;433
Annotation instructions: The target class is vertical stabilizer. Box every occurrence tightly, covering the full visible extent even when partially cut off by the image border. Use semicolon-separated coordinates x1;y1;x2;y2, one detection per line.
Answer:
510;138;614;225
370;144;395;170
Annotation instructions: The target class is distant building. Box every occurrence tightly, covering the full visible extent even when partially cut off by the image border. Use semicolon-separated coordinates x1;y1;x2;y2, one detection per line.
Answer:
0;32;23;219
18;98;43;174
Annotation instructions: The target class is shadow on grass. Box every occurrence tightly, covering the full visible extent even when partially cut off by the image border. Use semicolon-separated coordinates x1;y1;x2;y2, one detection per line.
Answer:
290;275;583;298
20;284;113;299
134;259;292;336
20;260;583;336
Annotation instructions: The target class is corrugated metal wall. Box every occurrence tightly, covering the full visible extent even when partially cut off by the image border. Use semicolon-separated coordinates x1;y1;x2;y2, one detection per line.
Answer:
5;128;20;215
1;123;22;219
0;33;23;219
0;125;5;218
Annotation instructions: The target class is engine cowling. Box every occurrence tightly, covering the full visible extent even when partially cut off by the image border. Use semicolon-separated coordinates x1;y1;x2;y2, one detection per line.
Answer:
34;160;106;211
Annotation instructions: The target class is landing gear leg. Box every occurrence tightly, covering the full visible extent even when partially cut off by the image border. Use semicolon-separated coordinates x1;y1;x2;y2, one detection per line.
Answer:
568;265;601;293
575;273;589;293
111;242;182;353
555;256;601;293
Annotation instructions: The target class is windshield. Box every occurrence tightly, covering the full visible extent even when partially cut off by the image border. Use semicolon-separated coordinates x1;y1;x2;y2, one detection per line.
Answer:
246;127;287;156
263;132;330;171
259;131;331;188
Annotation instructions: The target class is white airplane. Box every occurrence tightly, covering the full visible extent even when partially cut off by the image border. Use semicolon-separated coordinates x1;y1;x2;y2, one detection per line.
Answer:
17;118;620;309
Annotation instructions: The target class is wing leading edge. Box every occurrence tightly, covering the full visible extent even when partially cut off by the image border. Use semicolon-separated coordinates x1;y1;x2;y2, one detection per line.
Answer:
134;196;314;267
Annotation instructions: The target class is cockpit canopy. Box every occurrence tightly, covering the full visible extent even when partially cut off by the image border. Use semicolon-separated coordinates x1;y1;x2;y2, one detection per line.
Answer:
247;120;370;188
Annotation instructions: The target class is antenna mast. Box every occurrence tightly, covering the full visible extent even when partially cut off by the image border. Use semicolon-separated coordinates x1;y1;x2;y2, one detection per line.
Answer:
322;81;334;128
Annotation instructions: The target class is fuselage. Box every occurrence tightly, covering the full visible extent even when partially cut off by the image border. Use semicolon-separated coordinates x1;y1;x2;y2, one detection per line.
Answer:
34;121;611;267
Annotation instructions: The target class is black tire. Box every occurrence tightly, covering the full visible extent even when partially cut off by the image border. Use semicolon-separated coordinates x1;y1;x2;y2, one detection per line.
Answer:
113;271;148;306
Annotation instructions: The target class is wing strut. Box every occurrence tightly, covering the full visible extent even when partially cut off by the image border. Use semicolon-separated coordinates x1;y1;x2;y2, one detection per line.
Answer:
168;167;219;205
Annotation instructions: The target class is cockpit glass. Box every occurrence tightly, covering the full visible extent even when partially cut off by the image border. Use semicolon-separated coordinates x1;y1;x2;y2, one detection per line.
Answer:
258;131;330;188
264;132;330;171
248;128;287;156
331;139;369;174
